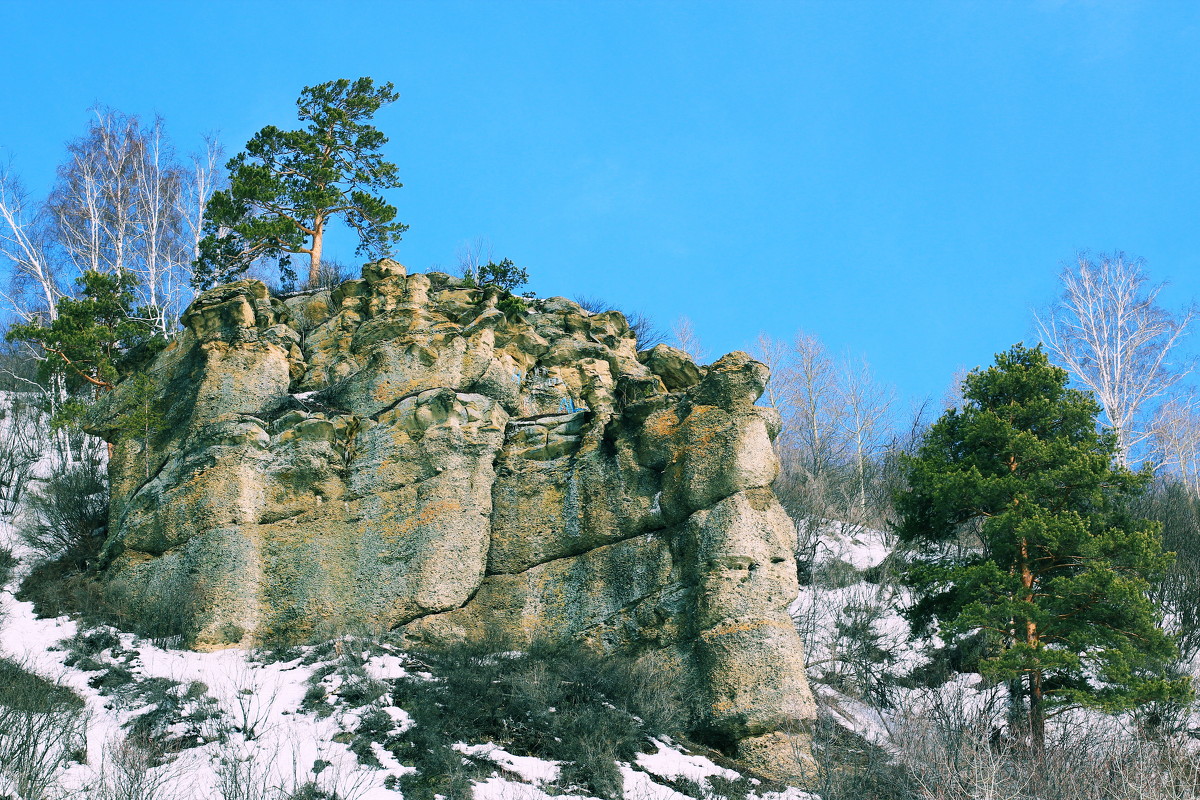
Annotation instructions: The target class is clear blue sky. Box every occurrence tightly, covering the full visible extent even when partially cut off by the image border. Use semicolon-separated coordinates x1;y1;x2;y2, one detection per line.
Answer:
3;0;1198;408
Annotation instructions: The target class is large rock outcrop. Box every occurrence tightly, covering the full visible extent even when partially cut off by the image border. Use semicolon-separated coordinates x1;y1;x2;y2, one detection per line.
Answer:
86;262;816;779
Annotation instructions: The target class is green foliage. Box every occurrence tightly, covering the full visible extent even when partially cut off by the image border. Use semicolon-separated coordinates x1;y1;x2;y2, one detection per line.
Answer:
496;293;527;316
461;257;532;316
473;257;528;292
895;344;1192;744
5;270;161;409
831;601;898;707
194;77;406;289
115;371;168;478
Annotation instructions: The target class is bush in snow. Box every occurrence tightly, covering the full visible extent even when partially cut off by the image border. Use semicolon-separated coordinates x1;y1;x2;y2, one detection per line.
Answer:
0;657;88;800
386;635;693;800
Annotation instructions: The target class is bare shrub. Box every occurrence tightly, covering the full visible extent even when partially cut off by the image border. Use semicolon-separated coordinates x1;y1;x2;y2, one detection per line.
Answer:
0;657;88;800
1132;479;1200;664
808;710;917;800
572;294;667;349
225;662;281;741
890;691;1200;800
216;744;278;800
215;740;371;800
86;736;184;800
0;391;44;517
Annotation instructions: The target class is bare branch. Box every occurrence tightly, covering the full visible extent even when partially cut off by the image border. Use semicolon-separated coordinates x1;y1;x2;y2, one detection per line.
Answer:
1035;252;1196;465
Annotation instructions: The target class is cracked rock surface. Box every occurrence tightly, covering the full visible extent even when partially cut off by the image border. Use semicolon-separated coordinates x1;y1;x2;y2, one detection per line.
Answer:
86;261;816;779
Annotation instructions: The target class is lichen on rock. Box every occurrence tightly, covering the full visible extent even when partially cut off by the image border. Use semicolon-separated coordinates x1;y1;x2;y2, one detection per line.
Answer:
86;259;817;779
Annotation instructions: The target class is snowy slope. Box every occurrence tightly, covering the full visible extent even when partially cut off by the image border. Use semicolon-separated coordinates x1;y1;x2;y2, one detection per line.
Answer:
0;513;816;800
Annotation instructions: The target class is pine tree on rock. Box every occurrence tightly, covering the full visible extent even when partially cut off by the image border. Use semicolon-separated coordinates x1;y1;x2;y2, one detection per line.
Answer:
193;77;406;290
895;344;1191;750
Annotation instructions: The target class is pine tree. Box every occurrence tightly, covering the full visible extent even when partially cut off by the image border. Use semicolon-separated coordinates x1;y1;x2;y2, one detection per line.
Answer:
895;344;1191;749
5;270;158;401
193;77;406;290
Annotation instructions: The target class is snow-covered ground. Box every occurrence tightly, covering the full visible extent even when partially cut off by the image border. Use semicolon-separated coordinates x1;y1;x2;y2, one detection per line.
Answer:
0;512;817;800
0;583;820;799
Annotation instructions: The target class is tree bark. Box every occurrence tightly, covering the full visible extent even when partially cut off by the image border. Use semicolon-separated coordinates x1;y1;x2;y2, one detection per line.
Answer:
1020;533;1045;753
309;215;324;287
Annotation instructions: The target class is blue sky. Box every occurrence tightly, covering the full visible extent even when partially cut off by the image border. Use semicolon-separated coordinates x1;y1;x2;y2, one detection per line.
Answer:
2;0;1198;408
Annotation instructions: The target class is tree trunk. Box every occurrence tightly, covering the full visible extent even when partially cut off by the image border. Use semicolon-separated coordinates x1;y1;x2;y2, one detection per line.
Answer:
309;217;324;288
1019;533;1045;753
1029;668;1045;754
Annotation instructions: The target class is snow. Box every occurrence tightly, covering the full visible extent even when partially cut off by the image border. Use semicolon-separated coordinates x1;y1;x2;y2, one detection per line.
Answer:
618;765;694;800
0;591;394;798
634;739;739;783
456;744;561;784
472;775;590;800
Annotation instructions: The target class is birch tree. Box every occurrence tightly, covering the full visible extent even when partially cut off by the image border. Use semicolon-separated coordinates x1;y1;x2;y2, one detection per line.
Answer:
44;108;210;335
838;355;895;514
1036;253;1196;465
0;169;62;324
46;107;143;279
2;108;218;336
670;316;708;363
1151;392;1200;495
785;331;849;481
1;108;218;442
755;331;898;526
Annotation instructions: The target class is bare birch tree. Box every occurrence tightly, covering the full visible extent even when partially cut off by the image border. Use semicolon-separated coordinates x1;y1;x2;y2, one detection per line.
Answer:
0;168;62;324
838;354;896;515
756;331;846;524
671;315;708;363
455;235;493;282
753;332;798;417
786;331;848;479
43;108;213;335
180;134;224;266
3;107;219;340
756;330;901;528
1036;252;1196;465
0;171;72;421
131;114;186;333
46;107;142;278
1;109;220;446
1151;391;1200;495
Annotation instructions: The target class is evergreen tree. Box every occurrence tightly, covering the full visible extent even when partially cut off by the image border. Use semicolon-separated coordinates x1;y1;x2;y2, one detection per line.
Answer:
5;270;159;421
193;77;405;290
895;344;1191;749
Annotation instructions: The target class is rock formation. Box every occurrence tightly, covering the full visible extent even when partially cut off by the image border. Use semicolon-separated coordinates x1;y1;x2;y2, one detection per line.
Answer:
86;261;816;778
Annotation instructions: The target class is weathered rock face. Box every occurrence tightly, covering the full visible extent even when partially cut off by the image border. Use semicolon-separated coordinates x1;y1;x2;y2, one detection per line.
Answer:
87;262;816;778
